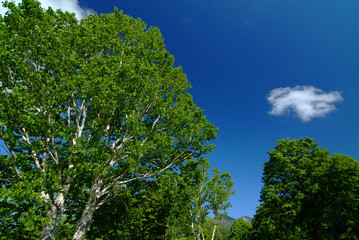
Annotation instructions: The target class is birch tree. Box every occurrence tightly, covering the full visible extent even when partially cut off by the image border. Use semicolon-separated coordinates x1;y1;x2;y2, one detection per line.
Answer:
0;0;217;239
177;158;234;240
208;169;235;240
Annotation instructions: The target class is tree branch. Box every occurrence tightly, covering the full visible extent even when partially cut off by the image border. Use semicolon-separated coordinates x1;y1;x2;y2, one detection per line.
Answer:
3;141;23;179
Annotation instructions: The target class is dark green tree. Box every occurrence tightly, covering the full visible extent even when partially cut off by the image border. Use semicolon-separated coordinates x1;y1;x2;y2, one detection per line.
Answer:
0;0;217;239
87;171;181;239
229;218;252;240
252;138;359;240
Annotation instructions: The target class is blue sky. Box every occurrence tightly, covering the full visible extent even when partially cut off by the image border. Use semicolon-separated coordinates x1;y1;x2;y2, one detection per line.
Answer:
2;0;359;218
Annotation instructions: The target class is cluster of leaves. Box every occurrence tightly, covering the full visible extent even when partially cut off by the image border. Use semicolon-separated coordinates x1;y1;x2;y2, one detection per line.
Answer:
251;138;359;240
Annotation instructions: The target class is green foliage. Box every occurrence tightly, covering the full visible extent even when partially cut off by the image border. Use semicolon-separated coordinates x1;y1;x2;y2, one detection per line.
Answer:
252;138;359;240
208;168;235;220
87;173;179;239
210;216;237;240
202;216;231;240
0;0;217;239
168;158;235;240
229;218;252;240
86;160;235;240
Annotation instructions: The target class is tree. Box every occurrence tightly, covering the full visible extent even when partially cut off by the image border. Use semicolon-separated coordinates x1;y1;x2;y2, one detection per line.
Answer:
208;169;235;240
174;158;234;240
251;138;359;240
0;0;217;239
229;218;252;240
188;158;212;240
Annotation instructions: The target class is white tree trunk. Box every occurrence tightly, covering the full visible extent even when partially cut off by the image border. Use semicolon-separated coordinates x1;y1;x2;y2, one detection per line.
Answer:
72;178;103;240
72;205;96;240
197;221;202;240
191;221;197;240
211;224;217;240
40;191;66;240
40;210;63;240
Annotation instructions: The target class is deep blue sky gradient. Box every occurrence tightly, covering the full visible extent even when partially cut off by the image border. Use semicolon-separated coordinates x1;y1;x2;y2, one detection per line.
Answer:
79;0;359;218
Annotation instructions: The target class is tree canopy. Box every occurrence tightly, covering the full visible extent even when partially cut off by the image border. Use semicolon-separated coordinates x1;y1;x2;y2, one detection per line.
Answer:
229;218;252;240
0;0;217;239
251;137;359;240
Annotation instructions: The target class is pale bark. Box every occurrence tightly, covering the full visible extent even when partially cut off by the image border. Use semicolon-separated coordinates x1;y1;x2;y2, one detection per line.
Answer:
17;127;63;240
68;94;194;239
71;149;190;240
40;100;83;240
40;192;65;240
40;173;72;240
72;177;103;240
72;205;97;240
3;141;23;179
191;221;197;240
40;217;62;240
197;221;202;240
211;224;217;240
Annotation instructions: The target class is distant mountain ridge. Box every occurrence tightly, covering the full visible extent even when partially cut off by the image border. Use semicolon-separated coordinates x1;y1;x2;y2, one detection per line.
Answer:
215;215;253;232
221;215;253;223
223;215;236;221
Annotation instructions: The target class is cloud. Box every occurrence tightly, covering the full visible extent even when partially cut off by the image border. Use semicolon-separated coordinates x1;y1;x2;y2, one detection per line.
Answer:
0;0;94;19
267;86;343;122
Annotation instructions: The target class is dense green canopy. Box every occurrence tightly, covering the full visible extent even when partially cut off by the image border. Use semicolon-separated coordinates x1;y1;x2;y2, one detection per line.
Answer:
0;0;217;239
252;138;359;240
229;218;252;240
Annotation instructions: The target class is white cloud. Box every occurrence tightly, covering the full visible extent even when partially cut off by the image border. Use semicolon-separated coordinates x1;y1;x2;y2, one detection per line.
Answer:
267;85;343;122
0;0;94;19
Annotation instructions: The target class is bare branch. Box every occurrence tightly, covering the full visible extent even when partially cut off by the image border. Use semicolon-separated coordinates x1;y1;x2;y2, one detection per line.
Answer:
78;98;91;138
0;178;19;183
18;128;44;172
108;135;133;167
95;192;111;210
3;141;23;178
49;137;59;164
40;191;56;218
152;115;161;130
99;167;130;196
101;150;195;200
54;175;73;207
67;103;71;128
